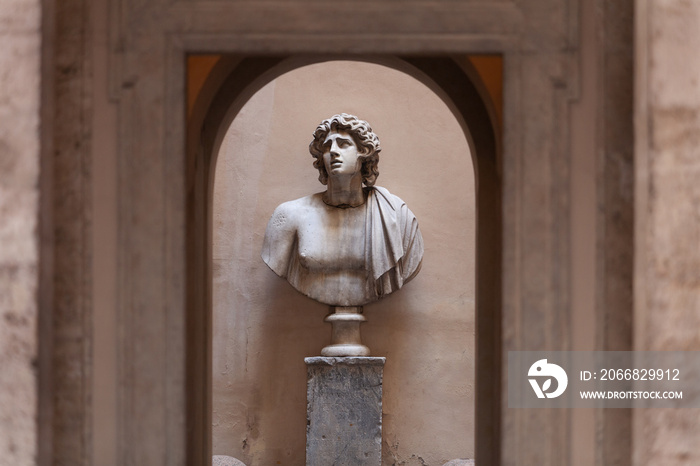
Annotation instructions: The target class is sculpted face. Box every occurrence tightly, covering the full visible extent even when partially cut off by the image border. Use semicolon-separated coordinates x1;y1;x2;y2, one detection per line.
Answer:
322;130;363;179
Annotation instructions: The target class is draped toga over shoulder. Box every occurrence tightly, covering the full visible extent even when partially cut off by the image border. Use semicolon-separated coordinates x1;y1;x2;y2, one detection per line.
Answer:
261;186;423;306
365;186;423;299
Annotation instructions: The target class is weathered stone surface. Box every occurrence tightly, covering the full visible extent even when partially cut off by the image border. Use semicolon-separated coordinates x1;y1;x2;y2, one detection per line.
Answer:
443;460;475;466
0;0;41;464
305;357;385;466
212;455;246;466
635;1;700;464
52;0;94;464
595;1;634;464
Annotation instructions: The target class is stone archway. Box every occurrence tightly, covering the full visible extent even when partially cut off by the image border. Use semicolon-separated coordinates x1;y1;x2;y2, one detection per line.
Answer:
37;0;643;464
187;55;501;464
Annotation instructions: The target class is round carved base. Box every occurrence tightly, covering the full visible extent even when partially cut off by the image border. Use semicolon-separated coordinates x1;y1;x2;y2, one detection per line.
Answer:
321;343;370;357
321;306;371;356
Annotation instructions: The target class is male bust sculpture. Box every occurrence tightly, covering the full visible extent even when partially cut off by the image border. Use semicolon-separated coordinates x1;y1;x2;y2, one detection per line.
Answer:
262;113;423;307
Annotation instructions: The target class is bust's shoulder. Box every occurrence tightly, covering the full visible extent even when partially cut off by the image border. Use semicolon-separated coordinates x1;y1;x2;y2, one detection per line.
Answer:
273;192;325;214
268;193;325;229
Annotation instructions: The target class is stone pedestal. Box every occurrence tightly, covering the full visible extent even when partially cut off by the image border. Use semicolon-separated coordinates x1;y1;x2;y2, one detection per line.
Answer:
305;357;385;466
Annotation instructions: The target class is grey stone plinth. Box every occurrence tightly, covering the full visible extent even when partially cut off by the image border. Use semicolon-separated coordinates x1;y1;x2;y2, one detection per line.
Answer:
305;357;386;466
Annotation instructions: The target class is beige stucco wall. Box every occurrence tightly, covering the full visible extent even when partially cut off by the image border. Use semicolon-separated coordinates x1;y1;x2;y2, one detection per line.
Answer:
212;61;475;465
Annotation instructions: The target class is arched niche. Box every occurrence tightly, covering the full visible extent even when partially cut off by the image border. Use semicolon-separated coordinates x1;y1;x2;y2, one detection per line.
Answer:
186;55;501;465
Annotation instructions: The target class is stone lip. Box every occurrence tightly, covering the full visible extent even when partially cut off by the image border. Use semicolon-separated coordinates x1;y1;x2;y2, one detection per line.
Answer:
212;455;246;466
304;356;386;366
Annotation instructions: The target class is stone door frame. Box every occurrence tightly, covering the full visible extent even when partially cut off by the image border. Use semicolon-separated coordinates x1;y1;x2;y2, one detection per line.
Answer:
111;1;589;464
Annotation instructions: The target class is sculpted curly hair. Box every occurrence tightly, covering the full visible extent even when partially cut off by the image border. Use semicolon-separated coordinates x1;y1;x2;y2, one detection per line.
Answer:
309;113;381;186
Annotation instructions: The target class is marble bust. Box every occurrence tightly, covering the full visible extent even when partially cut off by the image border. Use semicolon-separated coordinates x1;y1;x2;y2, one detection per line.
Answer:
262;113;423;307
